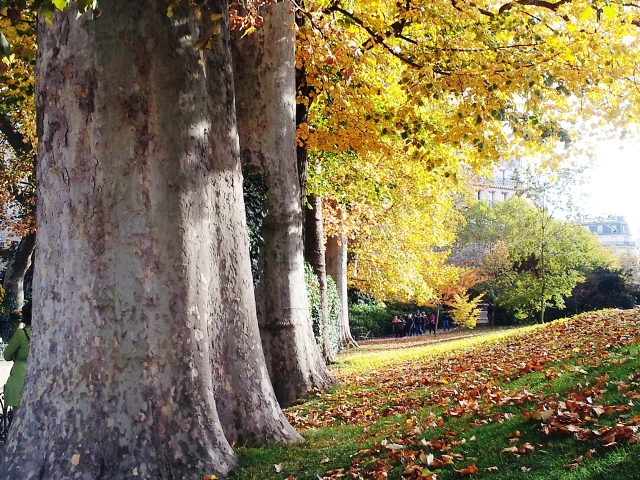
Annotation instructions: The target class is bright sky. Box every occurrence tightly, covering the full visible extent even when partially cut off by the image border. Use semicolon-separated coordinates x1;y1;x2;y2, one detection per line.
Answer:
576;139;640;237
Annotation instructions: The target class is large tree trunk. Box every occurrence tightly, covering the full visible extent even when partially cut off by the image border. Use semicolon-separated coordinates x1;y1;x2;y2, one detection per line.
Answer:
0;2;297;478
231;1;333;407
304;195;336;363
2;231;36;312
326;230;358;349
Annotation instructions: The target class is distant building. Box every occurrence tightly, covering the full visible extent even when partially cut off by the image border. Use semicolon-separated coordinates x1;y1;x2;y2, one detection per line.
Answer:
474;159;521;205
581;216;638;257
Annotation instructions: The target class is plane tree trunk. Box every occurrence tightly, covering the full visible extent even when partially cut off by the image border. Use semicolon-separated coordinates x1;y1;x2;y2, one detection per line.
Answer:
326;230;358;349
231;1;334;407
304;195;336;363
0;2;298;478
2;231;36;313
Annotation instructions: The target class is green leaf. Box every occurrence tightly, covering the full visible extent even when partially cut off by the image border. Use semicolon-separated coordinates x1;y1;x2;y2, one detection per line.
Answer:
52;0;67;10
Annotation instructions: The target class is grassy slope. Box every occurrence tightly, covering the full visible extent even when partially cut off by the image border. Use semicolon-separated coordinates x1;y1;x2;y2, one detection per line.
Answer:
229;309;640;480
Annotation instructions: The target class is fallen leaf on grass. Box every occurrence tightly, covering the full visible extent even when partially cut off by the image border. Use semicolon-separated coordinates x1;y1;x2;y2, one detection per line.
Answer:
325;468;346;476
501;446;518;454
532;410;554;421
274;464;283;473
486;466;498;473
419;452;435;466
455;465;479;476
385;443;405;451
430;454;455;468
320;457;331;464
403;465;436;476
518;443;535;454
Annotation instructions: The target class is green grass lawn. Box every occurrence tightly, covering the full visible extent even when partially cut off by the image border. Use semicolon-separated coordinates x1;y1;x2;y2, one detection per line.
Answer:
228;309;640;479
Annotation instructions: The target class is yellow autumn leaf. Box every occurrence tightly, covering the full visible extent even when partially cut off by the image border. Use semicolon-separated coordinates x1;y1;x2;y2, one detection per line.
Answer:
579;7;596;22
602;5;617;20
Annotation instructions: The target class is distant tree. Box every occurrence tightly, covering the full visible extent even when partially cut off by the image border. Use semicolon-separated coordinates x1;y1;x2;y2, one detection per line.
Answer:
547;267;636;320
476;240;512;326
452;197;615;323
616;251;640;288
513;164;589;322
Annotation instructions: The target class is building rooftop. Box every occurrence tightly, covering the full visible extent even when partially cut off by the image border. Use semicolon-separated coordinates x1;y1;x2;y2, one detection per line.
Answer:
581;216;632;236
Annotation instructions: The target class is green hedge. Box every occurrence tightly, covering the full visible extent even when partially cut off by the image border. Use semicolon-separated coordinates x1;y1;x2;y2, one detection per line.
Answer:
348;303;392;339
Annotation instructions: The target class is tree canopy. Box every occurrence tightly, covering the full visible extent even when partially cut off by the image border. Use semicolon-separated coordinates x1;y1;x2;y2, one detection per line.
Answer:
452;197;616;321
292;0;640;304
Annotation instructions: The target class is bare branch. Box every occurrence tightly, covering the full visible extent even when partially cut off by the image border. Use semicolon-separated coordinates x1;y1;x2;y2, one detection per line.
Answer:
0;113;33;159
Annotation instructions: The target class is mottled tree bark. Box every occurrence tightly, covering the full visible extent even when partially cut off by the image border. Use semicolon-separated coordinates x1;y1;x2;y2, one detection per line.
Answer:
0;1;297;478
304;195;336;363
326;231;358;349
2;231;36;313
231;1;334;407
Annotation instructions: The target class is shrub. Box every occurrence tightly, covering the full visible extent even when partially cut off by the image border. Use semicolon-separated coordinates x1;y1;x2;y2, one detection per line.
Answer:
447;293;483;329
348;303;391;339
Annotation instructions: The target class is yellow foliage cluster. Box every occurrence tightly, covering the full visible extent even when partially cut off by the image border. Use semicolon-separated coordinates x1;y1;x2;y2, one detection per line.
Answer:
446;291;484;329
0;10;37;236
298;0;640;303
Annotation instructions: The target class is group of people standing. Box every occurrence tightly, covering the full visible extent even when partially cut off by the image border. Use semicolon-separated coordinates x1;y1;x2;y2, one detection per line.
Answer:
391;311;451;337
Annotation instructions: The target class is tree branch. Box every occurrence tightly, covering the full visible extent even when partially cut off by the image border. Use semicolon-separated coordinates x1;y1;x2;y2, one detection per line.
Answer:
325;4;424;70
498;0;572;15
0;113;33;159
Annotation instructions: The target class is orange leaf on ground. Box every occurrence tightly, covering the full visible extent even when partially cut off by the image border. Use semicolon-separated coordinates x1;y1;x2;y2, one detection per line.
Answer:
456;464;479;476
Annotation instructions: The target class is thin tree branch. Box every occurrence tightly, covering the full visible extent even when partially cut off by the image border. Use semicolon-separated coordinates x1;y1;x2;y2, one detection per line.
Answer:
325;4;424;70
